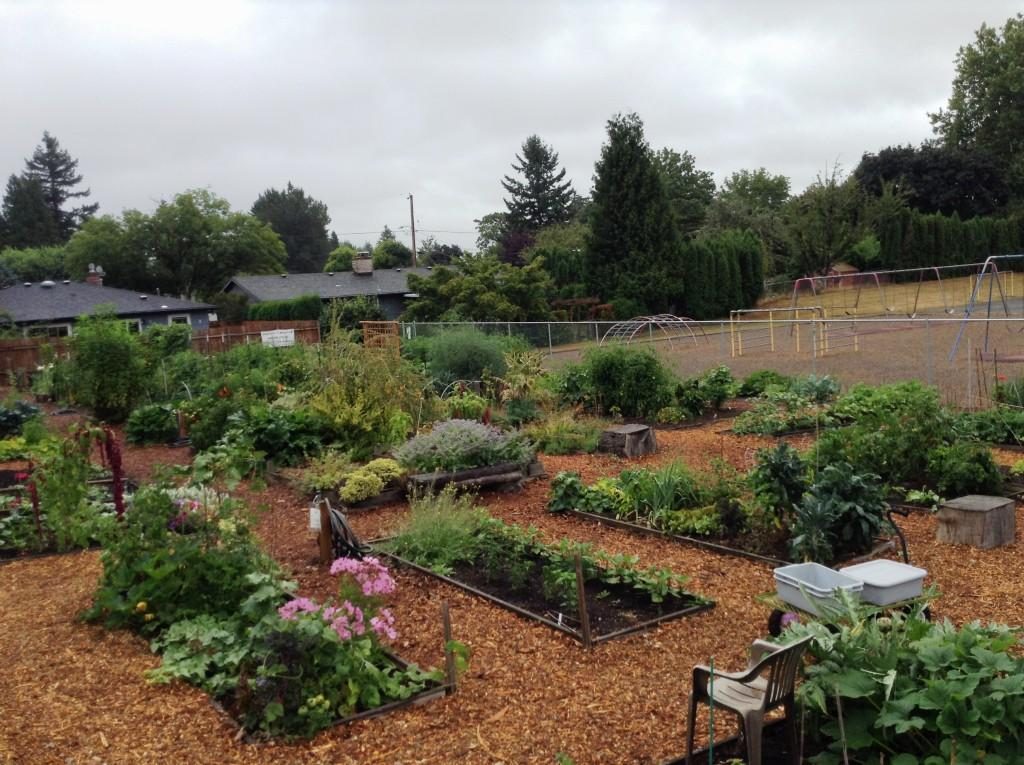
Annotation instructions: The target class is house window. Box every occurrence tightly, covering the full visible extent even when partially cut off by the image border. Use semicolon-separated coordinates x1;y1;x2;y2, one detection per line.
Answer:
124;319;142;334
27;323;71;338
168;314;191;326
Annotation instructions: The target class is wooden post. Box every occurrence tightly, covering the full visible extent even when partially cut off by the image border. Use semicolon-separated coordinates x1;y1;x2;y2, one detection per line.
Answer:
729;313;736;357
769;310;775;352
318;500;332;565
795;320;800;353
441;601;457;691
574;554;592;648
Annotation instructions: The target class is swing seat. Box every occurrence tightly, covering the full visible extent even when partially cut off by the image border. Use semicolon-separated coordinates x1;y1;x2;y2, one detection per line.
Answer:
685;636;811;765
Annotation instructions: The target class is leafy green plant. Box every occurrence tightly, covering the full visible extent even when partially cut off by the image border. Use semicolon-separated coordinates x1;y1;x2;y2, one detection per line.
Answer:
125;404;178;444
788;374;839;404
444;388;488;420
547;471;586;513
782;592;1024;763
295;450;356;494
338;470;384;503
85;484;283;634
618;461;707;527
65;311;147;422
224;404;326;467
733;390;834;435
0;400;40;438
577;345;674;419
925;442;1002;497
526;414;602;455
738;369;791;397
749;442;808;518
789;463;888;563
385;486;485;575
405;328;525;388
394;419;534;473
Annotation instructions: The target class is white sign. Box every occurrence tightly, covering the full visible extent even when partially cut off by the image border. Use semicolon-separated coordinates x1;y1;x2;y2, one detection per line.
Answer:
260;328;295;347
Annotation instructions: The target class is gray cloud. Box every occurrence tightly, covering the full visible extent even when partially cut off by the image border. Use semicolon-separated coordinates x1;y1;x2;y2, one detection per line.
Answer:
1;0;1019;252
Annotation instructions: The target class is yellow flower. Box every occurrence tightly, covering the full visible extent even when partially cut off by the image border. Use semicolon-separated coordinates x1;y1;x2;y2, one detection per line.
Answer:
135;601;148;613
144;613;155;622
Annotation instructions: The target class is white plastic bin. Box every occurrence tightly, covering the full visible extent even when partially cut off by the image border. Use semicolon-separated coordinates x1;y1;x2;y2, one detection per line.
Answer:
773;562;863;616
839;560;927;606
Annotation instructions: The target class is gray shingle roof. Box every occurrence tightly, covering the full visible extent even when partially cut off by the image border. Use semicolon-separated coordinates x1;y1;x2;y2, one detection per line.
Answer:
224;268;436;302
0;281;215;324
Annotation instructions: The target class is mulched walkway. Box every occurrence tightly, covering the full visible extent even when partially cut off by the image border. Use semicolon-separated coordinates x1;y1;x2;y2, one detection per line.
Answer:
1;422;1022;764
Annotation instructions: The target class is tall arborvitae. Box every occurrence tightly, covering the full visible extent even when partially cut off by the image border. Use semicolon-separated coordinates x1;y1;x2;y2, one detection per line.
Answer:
23;132;98;241
501;135;576;232
585;113;684;313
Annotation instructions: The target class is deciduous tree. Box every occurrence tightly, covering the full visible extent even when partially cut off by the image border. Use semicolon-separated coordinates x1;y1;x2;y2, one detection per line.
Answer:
930;14;1024;197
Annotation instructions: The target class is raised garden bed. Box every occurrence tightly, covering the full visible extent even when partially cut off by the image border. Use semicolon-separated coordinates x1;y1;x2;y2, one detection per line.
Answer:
323;480;406;514
566;508;789;567
566;508;899;570
212;649;453;742
406;459;546;494
377;549;712;645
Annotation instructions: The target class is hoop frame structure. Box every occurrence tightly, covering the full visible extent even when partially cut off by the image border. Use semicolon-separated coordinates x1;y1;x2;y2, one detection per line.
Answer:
599;314;708;348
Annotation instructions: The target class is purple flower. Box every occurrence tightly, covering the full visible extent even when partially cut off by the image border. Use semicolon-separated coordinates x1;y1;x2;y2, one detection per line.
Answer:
370;608;398;640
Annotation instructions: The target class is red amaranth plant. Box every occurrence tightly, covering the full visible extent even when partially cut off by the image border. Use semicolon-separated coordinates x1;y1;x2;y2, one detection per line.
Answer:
100;427;125;519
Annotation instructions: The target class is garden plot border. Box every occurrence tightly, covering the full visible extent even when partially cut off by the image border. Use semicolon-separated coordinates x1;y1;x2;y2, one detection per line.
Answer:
373;549;714;646
209;650;454;743
566;510;900;569
565;508;790;567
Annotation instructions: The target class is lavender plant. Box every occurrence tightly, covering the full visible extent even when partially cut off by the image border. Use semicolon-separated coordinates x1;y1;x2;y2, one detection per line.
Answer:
394;419;534;472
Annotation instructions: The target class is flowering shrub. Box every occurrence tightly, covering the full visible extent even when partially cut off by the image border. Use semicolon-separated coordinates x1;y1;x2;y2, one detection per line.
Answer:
150;553;440;738
395;419;534;472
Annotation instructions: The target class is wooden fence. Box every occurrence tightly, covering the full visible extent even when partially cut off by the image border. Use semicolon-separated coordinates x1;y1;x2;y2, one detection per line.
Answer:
0;338;69;379
191;320;321;353
0;320;321;375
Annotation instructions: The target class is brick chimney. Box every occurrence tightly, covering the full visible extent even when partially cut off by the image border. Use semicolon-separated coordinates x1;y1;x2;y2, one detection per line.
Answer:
85;263;105;286
352;252;374;275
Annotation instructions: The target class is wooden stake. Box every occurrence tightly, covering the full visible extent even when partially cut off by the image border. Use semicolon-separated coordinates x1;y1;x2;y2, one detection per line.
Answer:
835;690;850;765
441;601;457;691
574;554;592;648
318;500;332;565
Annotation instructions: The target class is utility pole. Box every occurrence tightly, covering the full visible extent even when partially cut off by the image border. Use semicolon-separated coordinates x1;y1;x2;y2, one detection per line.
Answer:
407;193;417;266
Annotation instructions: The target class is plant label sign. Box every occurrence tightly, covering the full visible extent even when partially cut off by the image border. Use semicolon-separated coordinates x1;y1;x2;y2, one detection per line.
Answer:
261;329;295;348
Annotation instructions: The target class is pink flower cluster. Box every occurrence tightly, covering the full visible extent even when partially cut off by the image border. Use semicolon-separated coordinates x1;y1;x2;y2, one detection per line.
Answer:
329;556;396;597
370;608;397;640
322;601;366;640
276;597;399;642
277;597;319;620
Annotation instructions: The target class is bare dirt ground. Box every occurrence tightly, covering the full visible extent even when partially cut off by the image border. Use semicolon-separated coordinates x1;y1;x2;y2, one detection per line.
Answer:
2;423;1023;765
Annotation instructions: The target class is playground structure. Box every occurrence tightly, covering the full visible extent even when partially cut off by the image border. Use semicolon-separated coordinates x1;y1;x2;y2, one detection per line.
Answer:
728;307;858;357
785;261;1022;319
950;254;1024;359
599;314;708;348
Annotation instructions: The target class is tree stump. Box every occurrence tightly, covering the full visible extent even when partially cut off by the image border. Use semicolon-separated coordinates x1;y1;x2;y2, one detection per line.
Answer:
936;495;1016;549
597;424;657;458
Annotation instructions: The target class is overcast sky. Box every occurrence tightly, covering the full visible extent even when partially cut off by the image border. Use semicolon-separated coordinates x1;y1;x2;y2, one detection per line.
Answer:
2;1;1021;252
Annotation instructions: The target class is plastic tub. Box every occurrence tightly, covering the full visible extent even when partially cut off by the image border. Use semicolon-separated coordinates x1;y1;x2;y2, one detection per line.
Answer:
839;560;927;606
773;562;863;616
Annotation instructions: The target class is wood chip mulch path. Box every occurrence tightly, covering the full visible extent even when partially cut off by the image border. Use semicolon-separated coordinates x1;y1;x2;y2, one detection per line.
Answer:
2;424;1022;764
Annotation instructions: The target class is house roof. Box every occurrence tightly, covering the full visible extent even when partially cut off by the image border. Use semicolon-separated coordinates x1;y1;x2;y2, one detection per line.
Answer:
0;281;215;324
224;268;436;302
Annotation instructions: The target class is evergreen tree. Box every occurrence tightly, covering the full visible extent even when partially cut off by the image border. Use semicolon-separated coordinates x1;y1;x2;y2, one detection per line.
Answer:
585;113;684;313
22;131;98;240
0;174;59;248
501;135;576;232
251;182;332;272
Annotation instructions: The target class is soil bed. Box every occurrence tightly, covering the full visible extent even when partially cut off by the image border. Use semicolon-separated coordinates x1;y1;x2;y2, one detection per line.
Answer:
376;549;713;644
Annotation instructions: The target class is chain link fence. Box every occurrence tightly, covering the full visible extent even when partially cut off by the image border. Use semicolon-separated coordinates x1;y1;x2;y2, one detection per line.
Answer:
400;317;1024;408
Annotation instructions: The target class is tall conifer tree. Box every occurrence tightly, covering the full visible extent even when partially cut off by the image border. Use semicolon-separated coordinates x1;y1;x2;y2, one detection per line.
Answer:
585;113;683;313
